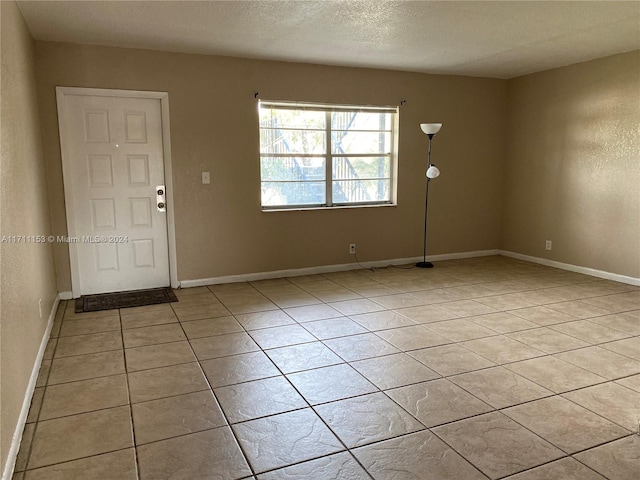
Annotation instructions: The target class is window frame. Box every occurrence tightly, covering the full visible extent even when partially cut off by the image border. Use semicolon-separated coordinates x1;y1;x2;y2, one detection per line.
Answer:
258;100;399;211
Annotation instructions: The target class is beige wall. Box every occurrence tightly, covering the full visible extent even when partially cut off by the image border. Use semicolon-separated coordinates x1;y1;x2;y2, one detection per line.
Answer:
0;1;58;472
0;12;636;475
35;42;507;289
503;51;640;279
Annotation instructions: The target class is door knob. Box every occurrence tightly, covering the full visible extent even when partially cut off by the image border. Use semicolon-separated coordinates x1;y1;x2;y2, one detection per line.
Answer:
156;186;166;212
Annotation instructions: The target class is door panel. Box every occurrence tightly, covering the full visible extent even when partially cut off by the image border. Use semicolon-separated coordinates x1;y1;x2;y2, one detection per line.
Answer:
60;94;170;295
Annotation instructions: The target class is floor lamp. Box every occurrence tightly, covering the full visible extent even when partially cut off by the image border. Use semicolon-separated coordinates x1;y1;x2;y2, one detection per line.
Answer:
416;123;442;268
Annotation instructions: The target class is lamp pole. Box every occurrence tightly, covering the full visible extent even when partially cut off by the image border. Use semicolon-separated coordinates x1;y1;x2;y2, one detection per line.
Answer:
417;134;434;268
416;123;442;268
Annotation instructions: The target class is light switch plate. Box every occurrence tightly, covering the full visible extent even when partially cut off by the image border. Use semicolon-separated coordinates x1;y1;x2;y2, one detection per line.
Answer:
202;172;210;184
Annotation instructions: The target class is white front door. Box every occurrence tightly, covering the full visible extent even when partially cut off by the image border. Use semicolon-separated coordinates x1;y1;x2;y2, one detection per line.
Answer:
58;91;171;295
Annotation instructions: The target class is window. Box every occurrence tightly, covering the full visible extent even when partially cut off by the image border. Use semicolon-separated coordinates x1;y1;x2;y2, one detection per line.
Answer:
259;101;398;209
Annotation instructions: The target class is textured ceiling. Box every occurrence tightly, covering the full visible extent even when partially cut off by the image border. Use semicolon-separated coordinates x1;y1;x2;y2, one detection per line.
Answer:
16;0;640;79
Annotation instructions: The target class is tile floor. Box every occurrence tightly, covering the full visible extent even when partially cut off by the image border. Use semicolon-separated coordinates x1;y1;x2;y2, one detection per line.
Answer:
12;256;640;480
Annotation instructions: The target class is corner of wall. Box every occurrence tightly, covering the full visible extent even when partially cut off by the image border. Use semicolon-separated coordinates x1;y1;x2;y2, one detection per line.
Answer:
1;1;60;475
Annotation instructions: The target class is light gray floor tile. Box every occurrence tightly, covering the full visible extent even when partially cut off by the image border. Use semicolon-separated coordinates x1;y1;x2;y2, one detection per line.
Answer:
201;350;280;387
190;332;260;360
351;352;440;390
125;340;195;371
470;312;539;333
301;317;368;339
315;392;425;447
505;356;606;393
215;376;307;423
503;457;606;480
426;318;497;342
409;344;496;376
24;449;137;480
257;452;369;480
265;342;343;374
137;427;251;480
284;304;343;322
601;337;640;360
122;323;186;348
180;316;244;339
563;382;640;431
460;335;545;364
128;362;209;403
248;324;316;349
28;406;133;469
54;331;122;357
349;310;417;331
234;310;296;330
353;430;487;480
40;374;129;420
615;374;640;393
132;390;226;444
507;327;589;354
120;308;178;329
433;412;563;479
551;320;630;344
503;396;628;453
375;325;452;351
575;435;640;480
324;332;400;361
233;409;343;473
287;364;376;405
48;350;125;384
387;378;492;427
555;346;640;380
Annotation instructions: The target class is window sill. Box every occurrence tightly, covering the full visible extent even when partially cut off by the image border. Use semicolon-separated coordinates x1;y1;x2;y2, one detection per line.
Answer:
261;203;397;213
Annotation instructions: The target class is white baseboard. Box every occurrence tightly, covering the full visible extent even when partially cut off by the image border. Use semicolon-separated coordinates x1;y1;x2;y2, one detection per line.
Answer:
499;250;640;286
59;291;73;300
179;249;500;287
424;249;500;262
179;248;639;288
2;294;60;480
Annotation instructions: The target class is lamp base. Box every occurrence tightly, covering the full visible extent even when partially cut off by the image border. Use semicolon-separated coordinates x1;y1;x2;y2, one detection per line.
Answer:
416;261;434;268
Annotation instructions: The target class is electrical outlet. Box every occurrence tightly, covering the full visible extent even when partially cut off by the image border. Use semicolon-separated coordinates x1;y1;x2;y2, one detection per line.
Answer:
546;240;552;251
349;244;356;255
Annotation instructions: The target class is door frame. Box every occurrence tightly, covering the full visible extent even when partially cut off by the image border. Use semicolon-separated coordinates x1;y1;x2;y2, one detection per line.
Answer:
56;86;179;297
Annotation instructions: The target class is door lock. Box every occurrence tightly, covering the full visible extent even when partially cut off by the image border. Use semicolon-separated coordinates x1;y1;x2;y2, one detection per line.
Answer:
156;186;166;212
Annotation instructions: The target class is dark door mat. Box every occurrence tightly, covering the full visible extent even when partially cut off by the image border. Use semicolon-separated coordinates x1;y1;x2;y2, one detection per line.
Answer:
75;287;178;313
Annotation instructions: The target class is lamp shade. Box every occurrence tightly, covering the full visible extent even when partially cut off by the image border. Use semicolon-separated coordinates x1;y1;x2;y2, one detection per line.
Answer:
420;123;442;135
426;165;440;179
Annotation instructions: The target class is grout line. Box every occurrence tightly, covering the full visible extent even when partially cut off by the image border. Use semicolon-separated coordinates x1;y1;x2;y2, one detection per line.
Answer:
117;305;142;480
174;317;258;478
15;258;639;479
215;280;375;478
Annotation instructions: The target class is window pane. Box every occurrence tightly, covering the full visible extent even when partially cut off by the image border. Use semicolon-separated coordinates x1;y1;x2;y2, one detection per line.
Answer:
331;131;392;154
333;180;390;203
260;108;325;129
261;157;325;181
331;112;391;132
260;128;325;154
261;181;325;206
333;157;390;180
259;102;396;209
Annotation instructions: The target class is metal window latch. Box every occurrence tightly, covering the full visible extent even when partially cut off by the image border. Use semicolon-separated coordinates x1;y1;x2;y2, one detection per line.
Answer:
156;186;166;212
